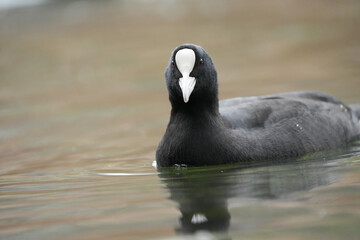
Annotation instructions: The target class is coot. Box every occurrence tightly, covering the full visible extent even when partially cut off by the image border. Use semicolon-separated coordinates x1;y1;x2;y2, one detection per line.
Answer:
156;44;360;167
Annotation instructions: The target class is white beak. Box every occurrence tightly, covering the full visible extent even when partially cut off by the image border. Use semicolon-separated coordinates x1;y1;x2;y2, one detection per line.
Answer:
175;48;196;103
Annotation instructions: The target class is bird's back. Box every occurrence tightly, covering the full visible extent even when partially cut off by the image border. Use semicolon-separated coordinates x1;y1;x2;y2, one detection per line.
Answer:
219;91;360;154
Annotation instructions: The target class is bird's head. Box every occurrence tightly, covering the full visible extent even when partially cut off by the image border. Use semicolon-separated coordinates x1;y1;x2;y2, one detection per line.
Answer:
165;44;218;108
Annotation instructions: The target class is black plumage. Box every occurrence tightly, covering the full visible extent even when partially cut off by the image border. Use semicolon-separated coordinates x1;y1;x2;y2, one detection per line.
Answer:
156;44;360;167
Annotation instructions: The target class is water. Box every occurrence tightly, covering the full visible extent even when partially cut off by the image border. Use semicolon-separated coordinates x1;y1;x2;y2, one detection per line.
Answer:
1;1;360;240
158;148;360;239
1;146;360;240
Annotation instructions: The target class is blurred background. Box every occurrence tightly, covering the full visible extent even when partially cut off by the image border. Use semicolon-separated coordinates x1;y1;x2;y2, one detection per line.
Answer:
1;0;359;174
1;1;360;239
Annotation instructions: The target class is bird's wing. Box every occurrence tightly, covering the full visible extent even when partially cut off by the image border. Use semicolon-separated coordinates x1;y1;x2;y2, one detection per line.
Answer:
219;91;354;130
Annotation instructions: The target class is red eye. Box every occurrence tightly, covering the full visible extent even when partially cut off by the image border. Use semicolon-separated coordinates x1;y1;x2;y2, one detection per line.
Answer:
199;58;204;66
171;60;175;68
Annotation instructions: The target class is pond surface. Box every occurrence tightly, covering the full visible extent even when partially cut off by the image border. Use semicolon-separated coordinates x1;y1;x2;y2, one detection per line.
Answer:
1;143;360;240
1;1;360;240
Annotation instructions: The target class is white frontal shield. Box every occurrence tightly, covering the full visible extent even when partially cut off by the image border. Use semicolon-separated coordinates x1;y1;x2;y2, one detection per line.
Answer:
175;49;196;103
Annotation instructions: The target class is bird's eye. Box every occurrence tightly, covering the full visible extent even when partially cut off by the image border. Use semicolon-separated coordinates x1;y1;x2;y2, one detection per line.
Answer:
171;60;175;68
199;58;204;66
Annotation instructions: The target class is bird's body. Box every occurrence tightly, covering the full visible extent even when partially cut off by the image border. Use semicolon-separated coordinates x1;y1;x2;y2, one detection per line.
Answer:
156;44;360;167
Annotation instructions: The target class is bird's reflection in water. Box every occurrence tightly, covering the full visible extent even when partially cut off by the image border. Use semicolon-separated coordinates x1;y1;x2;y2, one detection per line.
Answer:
158;159;343;239
160;166;232;234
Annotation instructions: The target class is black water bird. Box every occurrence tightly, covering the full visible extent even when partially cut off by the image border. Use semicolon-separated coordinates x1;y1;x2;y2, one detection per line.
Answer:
156;44;360;167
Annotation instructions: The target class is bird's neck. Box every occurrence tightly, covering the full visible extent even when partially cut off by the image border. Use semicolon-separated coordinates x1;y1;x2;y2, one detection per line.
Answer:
169;99;225;130
171;99;220;120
